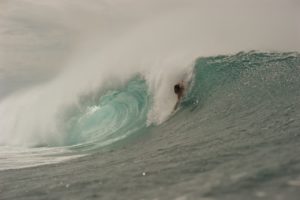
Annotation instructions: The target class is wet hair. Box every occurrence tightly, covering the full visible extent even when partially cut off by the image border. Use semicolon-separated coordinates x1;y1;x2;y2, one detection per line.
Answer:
174;84;181;94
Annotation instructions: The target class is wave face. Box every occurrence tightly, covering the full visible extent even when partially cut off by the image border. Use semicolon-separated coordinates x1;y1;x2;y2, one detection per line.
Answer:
186;51;300;111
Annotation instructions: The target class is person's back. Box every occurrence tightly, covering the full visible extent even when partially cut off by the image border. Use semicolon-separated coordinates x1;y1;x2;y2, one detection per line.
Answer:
174;82;184;99
174;81;185;110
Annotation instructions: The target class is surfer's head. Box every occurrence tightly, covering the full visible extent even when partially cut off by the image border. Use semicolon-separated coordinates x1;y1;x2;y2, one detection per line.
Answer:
174;84;181;94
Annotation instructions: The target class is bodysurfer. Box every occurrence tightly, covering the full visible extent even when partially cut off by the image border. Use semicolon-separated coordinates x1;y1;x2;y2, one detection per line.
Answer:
174;81;185;110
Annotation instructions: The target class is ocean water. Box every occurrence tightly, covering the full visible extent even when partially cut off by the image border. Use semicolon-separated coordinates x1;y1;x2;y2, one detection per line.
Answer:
1;0;300;199
1;52;300;200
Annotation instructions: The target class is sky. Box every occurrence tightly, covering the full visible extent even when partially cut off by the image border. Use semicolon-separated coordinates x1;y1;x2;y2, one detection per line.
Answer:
0;0;299;97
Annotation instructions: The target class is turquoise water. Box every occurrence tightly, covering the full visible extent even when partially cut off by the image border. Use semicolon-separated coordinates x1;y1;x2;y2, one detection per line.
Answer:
63;77;150;149
1;52;300;200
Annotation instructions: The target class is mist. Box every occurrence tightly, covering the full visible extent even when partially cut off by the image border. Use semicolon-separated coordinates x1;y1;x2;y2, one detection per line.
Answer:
1;0;299;75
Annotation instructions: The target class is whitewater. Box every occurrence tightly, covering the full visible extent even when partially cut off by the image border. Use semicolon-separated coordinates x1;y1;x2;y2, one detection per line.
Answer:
1;0;300;200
